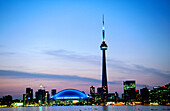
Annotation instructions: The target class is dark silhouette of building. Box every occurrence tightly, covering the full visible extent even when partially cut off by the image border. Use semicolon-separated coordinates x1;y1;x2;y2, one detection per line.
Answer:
107;93;114;102
100;15;108;105
0;98;2;105
94;87;102;104
23;94;26;105
114;92;119;103
1;95;12;107
123;80;136;104
26;88;33;103
135;90;141;102
90;86;95;104
51;89;56;97
45;91;50;105
23;88;33;105
35;89;45;105
140;87;149;105
107;92;119;103
35;85;50;105
97;87;103;95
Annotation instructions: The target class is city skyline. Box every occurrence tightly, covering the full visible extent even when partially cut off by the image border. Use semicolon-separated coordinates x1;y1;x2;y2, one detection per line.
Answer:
0;0;170;99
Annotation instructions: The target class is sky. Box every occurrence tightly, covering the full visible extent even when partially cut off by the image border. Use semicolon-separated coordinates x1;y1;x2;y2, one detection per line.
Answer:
0;0;170;99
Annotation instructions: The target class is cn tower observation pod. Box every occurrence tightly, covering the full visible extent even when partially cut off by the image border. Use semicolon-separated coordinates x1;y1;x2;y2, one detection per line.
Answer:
52;89;89;100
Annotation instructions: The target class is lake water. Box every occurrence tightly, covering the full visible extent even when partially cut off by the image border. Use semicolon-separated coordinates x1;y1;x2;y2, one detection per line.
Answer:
0;105;170;111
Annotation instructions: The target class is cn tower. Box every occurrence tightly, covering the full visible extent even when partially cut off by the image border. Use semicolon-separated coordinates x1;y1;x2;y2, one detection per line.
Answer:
100;15;108;104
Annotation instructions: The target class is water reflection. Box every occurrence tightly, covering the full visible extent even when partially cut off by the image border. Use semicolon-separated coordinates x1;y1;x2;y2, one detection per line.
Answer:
102;106;108;111
39;106;42;111
0;105;169;111
45;106;48;111
124;105;127;111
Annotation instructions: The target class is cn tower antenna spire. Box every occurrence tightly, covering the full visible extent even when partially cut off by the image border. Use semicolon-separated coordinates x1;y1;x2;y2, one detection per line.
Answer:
103;14;104;26
102;14;105;42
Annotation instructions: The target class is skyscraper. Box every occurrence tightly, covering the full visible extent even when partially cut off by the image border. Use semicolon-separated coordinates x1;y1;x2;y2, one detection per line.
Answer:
123;80;136;104
23;88;33;105
140;87;149;105
90;86;95;104
26;88;33;102
35;85;49;105
100;15;108;104
51;89;56;97
35;89;45;105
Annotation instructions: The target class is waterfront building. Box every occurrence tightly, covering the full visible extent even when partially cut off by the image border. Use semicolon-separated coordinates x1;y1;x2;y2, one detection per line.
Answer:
23;94;26;105
23;88;33;105
107;93;115;102
45;91;50;105
123;80;136;104
0;98;2;105
90;86;95;104
97;87;103;95
95;93;102;105
107;92;119;103
35;85;50;105
35;89;45;105
149;84;170;105
51;89;56;97
140;87;149;105
26;88;33;103
114;92;119;103
135;90;141;102
1;95;12;107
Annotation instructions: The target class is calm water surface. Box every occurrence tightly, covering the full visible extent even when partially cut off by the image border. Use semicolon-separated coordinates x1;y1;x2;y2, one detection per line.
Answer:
0;105;170;111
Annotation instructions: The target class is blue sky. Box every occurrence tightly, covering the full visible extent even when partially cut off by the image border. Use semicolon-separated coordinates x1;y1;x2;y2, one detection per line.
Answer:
0;0;170;99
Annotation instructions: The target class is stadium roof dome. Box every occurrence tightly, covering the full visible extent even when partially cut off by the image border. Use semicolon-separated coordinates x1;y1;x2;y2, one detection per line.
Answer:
52;89;89;100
